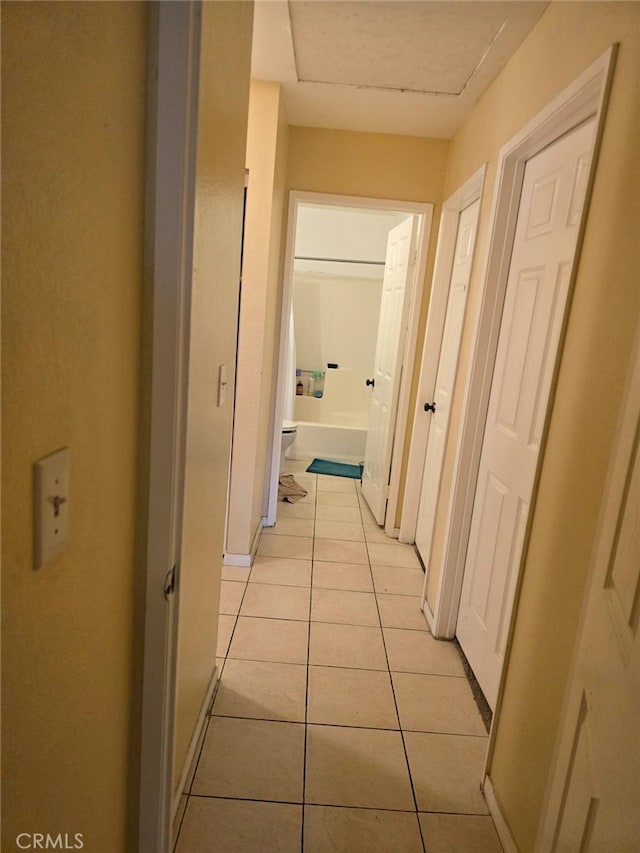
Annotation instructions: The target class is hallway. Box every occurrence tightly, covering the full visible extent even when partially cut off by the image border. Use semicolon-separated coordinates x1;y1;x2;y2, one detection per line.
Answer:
173;460;502;852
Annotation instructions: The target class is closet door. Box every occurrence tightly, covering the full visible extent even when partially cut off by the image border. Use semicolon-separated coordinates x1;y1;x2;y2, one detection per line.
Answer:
456;117;596;708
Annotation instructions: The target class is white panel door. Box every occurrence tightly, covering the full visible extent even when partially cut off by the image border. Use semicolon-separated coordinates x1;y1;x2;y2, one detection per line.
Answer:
416;199;480;566
539;337;640;852
362;216;418;524
457;118;597;709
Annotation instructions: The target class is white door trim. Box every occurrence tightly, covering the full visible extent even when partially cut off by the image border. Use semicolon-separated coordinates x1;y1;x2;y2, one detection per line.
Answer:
139;3;201;851
399;164;486;544
429;46;617;642
266;191;432;528
483;776;519;853
535;329;640;850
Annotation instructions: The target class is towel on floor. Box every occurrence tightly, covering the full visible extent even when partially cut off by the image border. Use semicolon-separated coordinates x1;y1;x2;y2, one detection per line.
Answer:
278;474;308;503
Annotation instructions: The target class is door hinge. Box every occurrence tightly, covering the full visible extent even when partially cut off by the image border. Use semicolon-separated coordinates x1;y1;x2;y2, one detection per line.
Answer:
164;564;177;600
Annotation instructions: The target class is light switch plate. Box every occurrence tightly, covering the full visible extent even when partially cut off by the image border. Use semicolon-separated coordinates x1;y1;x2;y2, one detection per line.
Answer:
34;447;70;569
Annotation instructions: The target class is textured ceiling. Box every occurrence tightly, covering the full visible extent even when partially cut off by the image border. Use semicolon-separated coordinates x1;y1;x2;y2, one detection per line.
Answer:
251;0;549;139
290;1;506;95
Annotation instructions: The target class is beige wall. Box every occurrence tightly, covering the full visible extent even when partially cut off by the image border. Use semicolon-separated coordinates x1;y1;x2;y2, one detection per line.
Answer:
425;2;639;848
173;0;254;789
288;127;450;519
1;3;147;850
287;127;449;203
260;89;291;514
226;80;289;558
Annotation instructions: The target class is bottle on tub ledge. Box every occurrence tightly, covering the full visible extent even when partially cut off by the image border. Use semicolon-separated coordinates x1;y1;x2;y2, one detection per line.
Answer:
312;370;325;398
296;369;325;397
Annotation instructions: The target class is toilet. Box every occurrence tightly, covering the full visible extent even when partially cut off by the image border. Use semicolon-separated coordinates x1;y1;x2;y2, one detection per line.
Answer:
280;420;297;472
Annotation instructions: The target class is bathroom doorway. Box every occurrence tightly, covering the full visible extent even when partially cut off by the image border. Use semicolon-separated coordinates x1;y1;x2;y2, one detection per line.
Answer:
267;192;432;532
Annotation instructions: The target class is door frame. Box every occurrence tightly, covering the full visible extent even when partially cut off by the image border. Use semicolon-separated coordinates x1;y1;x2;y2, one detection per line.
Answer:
457;115;599;711
224;170;249;561
536;328;640;850
138;3;201;851
426;46;617;645
399;164;486;544
266;191;432;528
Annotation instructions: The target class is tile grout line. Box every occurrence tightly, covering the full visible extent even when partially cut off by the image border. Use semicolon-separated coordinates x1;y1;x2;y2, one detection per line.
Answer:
301;470;318;852
172;793;189;852
227;611;441;632
217;654;469;679
174;556;258;848
218;569;252;674
231;580;425;597
191;791;492;815
361;522;429;853
305;473;364;848
208;711;487;739
188;790;492;819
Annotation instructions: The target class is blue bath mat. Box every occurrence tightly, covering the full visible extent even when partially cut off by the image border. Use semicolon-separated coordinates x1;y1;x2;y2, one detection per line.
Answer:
306;458;363;479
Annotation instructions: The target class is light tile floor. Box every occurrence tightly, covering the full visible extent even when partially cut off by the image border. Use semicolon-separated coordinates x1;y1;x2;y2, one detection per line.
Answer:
174;461;503;852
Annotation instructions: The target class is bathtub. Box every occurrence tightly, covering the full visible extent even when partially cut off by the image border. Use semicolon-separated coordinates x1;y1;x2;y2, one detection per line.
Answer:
291;368;369;463
291;419;367;464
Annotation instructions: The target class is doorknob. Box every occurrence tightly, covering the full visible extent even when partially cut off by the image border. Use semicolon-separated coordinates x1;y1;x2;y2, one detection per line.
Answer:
424;402;436;413
366;378;375;388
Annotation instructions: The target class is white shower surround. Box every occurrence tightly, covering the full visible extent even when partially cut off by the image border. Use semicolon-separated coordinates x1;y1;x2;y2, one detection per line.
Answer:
291;367;368;463
292;268;384;428
291;208;393;465
278;206;393;484
294;366;371;426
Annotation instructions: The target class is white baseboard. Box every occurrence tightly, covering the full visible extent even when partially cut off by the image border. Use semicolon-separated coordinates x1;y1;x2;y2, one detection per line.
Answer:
172;663;219;815
421;597;436;633
223;551;252;567
223;520;263;567
252;521;263;557
484;774;518;853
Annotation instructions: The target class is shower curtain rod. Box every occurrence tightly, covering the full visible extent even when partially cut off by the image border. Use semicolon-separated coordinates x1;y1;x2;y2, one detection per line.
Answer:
294;255;385;266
